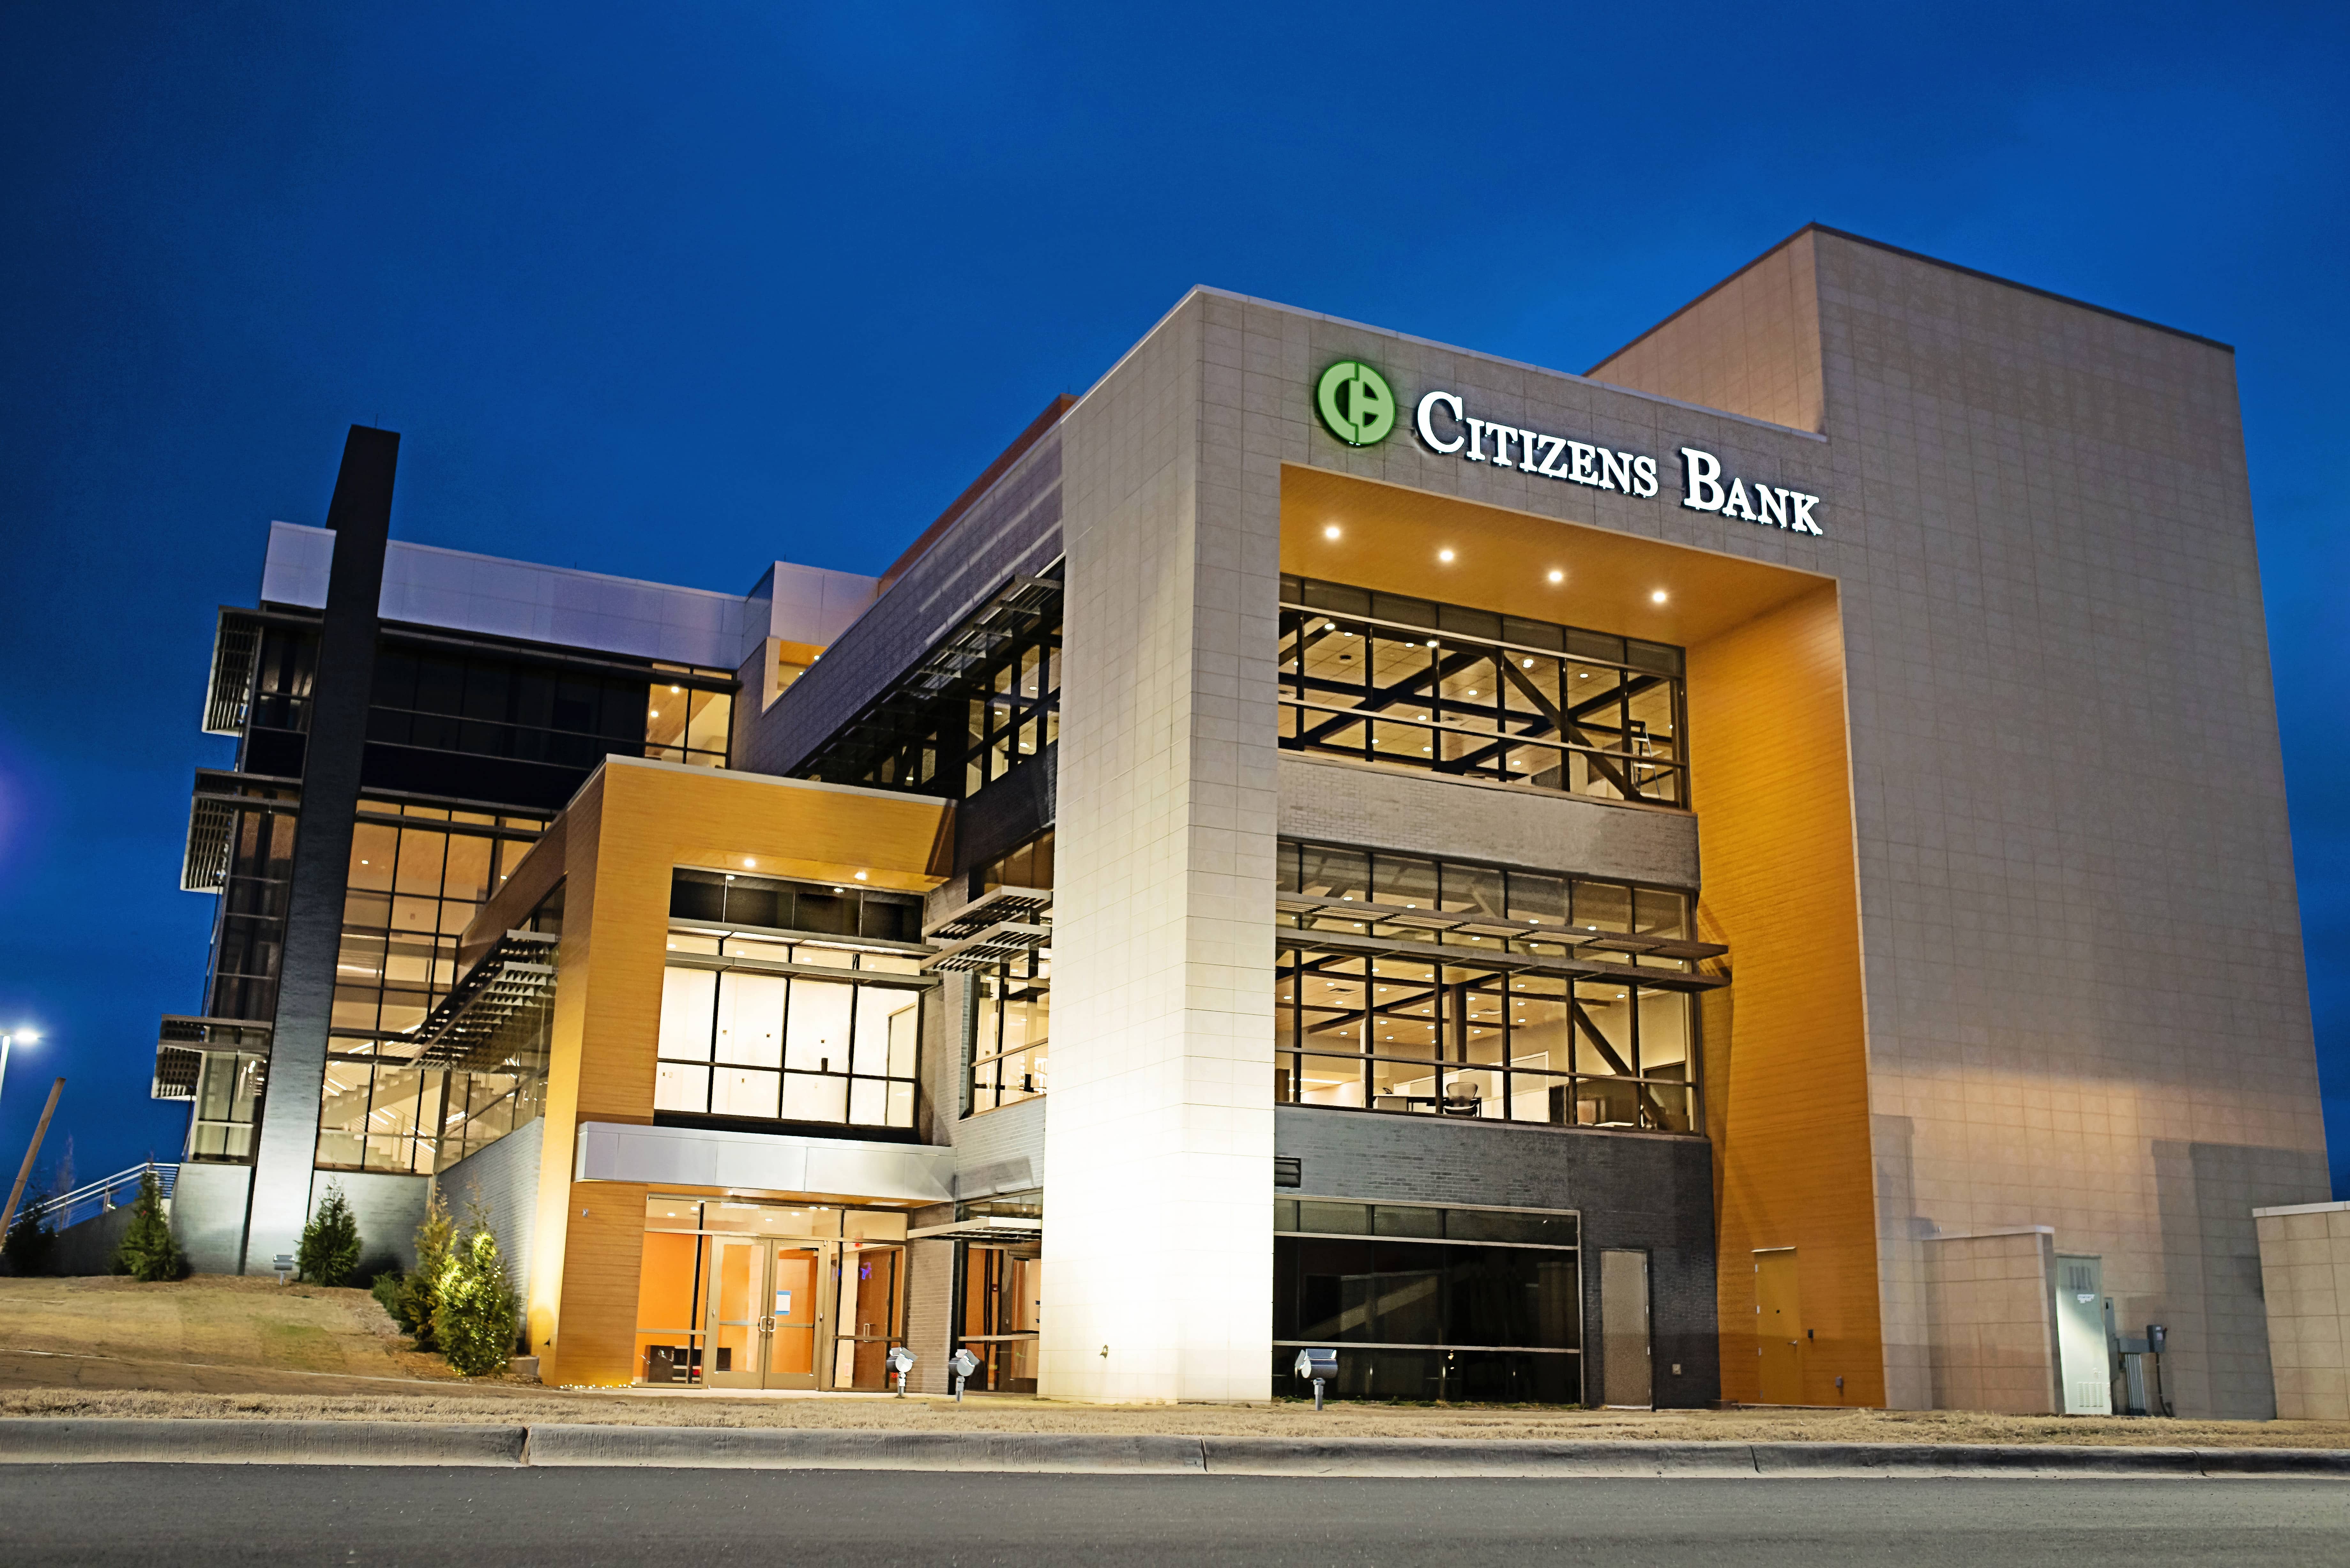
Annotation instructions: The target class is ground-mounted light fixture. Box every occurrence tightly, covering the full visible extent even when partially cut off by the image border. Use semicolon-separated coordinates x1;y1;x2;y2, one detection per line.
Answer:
948;1346;981;1402
885;1345;917;1397
1293;1346;1338;1412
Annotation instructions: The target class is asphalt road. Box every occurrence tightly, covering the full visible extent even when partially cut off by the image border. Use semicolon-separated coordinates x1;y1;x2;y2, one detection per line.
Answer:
1;1465;2344;1565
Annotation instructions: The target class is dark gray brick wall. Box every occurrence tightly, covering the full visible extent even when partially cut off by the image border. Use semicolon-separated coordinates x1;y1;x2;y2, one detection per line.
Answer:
436;1116;544;1320
746;433;1063;779
1274;1106;1718;1407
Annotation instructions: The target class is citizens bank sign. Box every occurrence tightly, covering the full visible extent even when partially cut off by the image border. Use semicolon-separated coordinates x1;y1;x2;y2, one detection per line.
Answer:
1315;359;1824;537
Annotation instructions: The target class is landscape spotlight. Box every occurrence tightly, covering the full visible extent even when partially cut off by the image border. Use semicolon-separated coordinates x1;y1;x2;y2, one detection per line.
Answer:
1293;1346;1338;1412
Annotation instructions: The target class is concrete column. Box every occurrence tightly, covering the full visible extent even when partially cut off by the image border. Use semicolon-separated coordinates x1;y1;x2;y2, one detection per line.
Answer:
1042;294;1278;1402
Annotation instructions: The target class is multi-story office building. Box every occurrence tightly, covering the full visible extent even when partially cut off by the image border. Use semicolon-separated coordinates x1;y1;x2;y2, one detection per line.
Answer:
160;226;2325;1415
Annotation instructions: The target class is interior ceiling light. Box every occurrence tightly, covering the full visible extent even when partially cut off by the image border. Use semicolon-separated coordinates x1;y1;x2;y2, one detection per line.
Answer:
1438;549;1455;563
854;871;868;881
1548;569;1564;584
744;858;757;868
1323;524;1341;539
1651;589;1668;604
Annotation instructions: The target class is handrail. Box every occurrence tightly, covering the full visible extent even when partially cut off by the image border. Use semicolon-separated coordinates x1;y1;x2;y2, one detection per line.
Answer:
17;1161;178;1231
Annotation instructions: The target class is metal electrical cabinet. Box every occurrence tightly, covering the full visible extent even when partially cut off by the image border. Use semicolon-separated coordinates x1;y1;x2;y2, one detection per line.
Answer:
2053;1253;2112;1414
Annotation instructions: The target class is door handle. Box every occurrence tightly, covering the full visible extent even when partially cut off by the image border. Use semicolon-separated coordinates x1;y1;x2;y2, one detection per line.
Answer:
757;1315;776;1334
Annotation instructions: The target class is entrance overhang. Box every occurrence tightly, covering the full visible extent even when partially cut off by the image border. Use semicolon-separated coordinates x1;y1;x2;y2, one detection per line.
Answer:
575;1120;953;1206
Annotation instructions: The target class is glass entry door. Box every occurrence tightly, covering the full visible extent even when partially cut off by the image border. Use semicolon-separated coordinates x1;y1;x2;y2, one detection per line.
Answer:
705;1237;829;1389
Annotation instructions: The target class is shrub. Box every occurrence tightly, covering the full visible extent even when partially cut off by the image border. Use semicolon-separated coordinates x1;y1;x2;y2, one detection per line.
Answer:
398;1189;455;1349
3;1199;55;1277
432;1204;518;1377
370;1269;406;1324
296;1181;362;1285
111;1170;184;1282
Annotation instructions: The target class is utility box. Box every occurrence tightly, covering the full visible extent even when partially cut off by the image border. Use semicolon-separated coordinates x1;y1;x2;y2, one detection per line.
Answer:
2053;1254;2112;1414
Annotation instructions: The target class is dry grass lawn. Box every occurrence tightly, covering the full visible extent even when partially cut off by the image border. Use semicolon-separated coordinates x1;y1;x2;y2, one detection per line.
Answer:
5;1275;2346;1449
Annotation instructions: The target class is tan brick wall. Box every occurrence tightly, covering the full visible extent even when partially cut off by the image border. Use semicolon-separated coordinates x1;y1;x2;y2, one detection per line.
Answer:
2256;1204;2350;1420
1924;1230;2060;1413
1588;230;1824;433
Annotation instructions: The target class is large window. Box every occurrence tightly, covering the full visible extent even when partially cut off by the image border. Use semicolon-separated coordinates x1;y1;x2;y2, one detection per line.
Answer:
1274;840;1716;1134
1278;576;1686;807
658;870;930;1136
315;799;549;1174
967;950;1049;1114
1274;1198;1581;1402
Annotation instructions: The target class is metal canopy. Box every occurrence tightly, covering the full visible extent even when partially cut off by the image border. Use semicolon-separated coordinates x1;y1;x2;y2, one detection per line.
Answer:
925;884;1052;942
906;1215;1044;1245
796;574;1062;786
924;921;1051;973
1277;925;1729;992
404;930;559;1070
1275;893;1726;962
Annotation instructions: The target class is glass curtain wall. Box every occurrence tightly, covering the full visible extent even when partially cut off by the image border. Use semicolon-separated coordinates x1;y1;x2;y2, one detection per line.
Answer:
1273;1199;1581;1402
207;800;298;1022
852;618;1061;799
1277;576;1686;807
967;950;1049;1113
315;800;549;1173
368;647;733;772
658;871;930;1135
1275;840;1704;1133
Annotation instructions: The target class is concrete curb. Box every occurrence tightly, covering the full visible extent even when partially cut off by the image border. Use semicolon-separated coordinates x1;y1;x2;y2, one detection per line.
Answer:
0;1419;528;1467
1199;1436;1758;1476
524;1426;1210;1473
1;1421;2347;1477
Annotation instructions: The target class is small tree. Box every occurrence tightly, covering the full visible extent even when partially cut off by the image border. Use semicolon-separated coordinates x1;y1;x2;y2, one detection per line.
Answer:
111;1169;184;1282
394;1188;455;1348
433;1201;519;1377
296;1181;363;1285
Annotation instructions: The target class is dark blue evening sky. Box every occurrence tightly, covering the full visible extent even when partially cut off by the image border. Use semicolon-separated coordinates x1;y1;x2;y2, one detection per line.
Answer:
2;4;2345;1194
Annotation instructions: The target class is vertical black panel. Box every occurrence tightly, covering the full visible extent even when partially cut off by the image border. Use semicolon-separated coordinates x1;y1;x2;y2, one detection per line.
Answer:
241;426;398;1274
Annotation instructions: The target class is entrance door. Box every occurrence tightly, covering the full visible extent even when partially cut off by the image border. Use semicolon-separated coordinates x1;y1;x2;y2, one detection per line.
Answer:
705;1235;769;1388
1756;1248;1802;1403
1600;1249;1652;1408
703;1239;827;1389
766;1246;822;1389
832;1246;902;1390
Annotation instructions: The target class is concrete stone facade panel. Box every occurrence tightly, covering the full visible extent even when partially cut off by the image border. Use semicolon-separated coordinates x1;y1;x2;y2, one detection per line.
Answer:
1277;754;1700;887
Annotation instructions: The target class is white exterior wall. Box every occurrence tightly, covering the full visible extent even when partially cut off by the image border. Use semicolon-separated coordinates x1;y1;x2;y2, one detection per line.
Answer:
1044;294;1280;1402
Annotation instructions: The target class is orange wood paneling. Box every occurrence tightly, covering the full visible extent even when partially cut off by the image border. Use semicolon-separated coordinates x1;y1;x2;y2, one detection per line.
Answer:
1280;466;1824;646
1687;584;1880;1405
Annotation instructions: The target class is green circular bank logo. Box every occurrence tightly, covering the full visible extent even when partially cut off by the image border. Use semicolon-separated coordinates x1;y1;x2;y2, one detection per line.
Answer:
1315;359;1396;447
